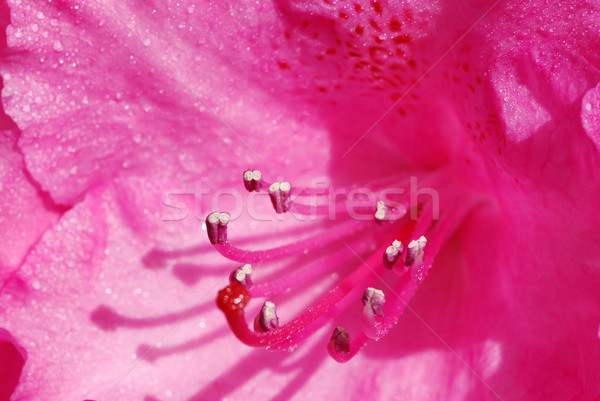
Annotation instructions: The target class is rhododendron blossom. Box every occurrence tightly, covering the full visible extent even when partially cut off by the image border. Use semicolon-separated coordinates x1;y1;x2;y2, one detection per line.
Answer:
1;0;600;400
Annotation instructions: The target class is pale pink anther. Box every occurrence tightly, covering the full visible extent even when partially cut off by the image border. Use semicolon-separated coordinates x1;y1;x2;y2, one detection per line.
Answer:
230;264;253;288
383;240;403;269
362;287;385;318
269;181;292;214
206;212;231;245
405;236;427;267
254;301;279;332
374;201;405;223
243;169;263;192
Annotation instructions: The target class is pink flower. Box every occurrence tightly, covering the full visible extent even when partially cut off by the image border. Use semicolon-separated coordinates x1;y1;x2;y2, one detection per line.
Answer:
2;0;600;400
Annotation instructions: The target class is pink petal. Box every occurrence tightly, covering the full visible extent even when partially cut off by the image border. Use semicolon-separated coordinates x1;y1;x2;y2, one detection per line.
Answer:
0;131;63;277
1;0;331;205
0;184;362;400
2;0;600;400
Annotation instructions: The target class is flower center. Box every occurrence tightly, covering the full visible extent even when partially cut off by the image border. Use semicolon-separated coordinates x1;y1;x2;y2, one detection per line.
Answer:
212;169;475;362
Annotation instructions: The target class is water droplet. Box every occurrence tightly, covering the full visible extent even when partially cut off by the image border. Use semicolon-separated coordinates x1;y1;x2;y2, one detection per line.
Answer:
411;266;425;282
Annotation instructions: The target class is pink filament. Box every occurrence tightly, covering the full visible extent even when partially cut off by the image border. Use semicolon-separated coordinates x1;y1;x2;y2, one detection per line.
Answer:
249;246;364;298
213;218;371;263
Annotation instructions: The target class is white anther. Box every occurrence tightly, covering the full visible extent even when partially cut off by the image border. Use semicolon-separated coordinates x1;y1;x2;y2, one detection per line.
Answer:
361;287;386;340
383;239;403;269
269;181;292;213
243;169;263;192
362;287;385;317
234;264;252;281
207;212;220;224
240;263;252;275
218;212;230;225
262;301;277;321
234;270;245;282
255;301;279;332
375;201;388;221
405;236;427;266
280;181;291;193
206;211;230;245
230;263;253;288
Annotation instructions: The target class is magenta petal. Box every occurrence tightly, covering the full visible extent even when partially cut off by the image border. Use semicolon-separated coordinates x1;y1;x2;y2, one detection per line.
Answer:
491;45;600;144
582;83;600;152
0;327;26;400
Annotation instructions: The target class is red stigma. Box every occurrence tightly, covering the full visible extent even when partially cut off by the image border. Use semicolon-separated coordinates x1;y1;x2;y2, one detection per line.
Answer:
217;283;250;315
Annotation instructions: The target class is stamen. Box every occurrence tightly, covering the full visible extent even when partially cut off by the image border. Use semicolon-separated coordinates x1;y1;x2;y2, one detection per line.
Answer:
212;169;476;363
254;301;279;332
269;181;292;214
374;201;405;223
405;236;427;267
357;201;476;345
374;201;388;221
230;264;253;288
383;239;403;269
206;212;231;245
243;169;263;192
328;327;350;355
361;287;386;340
362;287;385;317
